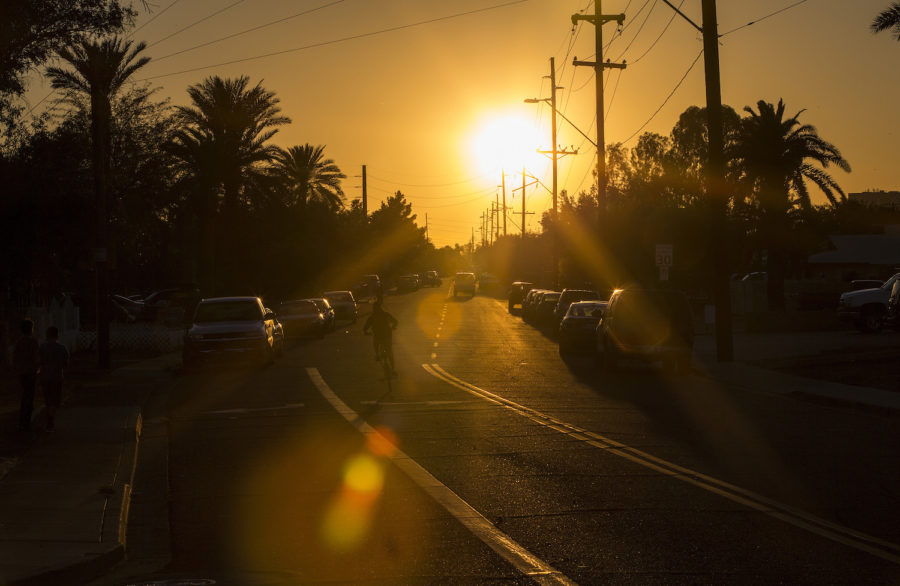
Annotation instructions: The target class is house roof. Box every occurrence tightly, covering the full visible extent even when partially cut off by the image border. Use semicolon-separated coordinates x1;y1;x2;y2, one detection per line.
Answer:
808;235;900;265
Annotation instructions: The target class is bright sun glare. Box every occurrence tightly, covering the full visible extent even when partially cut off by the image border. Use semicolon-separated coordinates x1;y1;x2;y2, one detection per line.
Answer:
470;113;546;180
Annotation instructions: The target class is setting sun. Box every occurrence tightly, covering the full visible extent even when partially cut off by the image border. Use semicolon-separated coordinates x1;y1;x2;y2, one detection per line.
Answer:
469;112;546;180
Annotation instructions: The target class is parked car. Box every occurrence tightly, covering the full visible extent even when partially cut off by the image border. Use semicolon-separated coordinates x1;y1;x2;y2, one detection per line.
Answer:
182;296;279;367
508;281;534;313
535;291;561;328
398;274;420;292
278;300;326;338
553;289;601;331
838;272;900;333
422;270;442;287
522;288;548;323
354;274;383;301
453;272;476;297
595;287;694;373
559;300;607;355
142;285;201;324
305;297;335;331
111;294;144;323
323;290;358;322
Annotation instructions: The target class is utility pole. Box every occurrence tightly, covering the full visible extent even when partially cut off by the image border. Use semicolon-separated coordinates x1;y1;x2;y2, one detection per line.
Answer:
526;58;577;289
501;170;507;236
511;166;536;238
572;2;625;211
495;192;500;241
361;164;367;217
702;0;733;362
425;213;429;244
657;0;733;361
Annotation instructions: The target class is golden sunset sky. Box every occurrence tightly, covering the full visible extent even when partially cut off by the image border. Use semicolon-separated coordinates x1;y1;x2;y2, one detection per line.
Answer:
26;0;900;246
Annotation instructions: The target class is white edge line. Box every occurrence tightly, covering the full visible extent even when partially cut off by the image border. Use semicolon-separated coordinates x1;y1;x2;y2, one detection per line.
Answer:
424;363;900;565
305;367;577;586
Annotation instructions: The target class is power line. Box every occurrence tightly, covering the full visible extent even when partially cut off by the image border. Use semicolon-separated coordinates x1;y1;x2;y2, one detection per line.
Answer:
720;0;811;37
612;0;659;61
138;0;530;81
620;48;703;144
151;0;346;64
129;0;183;38
628;0;684;65
146;0;248;49
367;174;483;188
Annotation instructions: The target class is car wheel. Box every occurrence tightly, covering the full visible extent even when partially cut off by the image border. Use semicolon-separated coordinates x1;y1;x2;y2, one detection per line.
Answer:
857;306;885;333
508;301;514;313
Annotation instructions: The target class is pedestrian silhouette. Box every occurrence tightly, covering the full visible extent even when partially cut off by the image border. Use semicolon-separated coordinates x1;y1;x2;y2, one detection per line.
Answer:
12;319;40;432
39;326;69;432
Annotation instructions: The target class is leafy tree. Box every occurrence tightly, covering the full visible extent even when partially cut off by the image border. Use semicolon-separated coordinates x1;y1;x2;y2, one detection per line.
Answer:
736;99;850;310
273;143;346;213
872;2;900;40
0;0;138;133
45;35;150;366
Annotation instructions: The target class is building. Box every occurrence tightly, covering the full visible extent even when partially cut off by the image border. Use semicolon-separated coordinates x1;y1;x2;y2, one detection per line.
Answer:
848;190;900;209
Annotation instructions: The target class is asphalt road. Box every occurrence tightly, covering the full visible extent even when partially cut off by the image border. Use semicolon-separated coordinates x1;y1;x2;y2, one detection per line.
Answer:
97;286;900;585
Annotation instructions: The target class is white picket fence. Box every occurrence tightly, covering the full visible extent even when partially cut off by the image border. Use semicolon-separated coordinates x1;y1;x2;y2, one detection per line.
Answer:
20;297;184;353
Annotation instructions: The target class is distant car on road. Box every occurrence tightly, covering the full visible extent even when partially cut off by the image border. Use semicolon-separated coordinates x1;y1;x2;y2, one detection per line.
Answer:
397;274;420;293
453;272;476;297
278;300;326;338
422;270;442;287
183;296;279;367
595;287;694;373
508;281;533;313
522;289;548;323
838;272;900;333
535;291;561;328
323;290;358;322
558;300;607;355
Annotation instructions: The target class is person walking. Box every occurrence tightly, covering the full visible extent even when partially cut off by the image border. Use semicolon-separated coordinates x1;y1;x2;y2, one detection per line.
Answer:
12;319;40;432
39;326;69;432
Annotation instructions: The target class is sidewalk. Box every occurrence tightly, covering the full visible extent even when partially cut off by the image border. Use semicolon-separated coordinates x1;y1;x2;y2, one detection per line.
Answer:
694;329;900;413
0;353;178;586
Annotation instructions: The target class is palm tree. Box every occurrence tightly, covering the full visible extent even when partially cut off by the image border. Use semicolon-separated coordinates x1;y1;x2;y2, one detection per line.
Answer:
46;35;150;368
872;3;900;40
273;144;346;213
736;99;850;310
172;75;289;293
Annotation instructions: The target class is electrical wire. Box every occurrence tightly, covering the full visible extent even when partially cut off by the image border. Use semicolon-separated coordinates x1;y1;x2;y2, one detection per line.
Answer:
129;0;183;38
604;67;624;122
367;174;483;188
720;0;810;37
620;48;703;144
627;0;683;65
151;0;345;64
138;0;530;81
612;0;658;61
146;0;248;49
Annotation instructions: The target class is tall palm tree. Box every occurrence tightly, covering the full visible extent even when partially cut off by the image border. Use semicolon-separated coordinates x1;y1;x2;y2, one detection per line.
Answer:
872;2;900;40
737;99;850;310
46;35;150;368
273;144;346;213
172;75;289;293
175;75;289;209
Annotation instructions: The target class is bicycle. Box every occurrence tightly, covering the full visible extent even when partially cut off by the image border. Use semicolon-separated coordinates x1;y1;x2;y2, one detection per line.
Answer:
374;337;395;384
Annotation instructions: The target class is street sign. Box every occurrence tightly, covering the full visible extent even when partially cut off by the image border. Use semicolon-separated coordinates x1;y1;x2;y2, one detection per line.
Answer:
656;244;673;267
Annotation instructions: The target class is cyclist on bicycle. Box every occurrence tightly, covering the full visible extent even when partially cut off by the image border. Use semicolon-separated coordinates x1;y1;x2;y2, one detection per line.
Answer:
363;300;397;372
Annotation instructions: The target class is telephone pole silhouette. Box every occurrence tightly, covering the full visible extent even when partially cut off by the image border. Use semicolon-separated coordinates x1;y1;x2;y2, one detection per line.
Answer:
512;167;536;238
572;2;625;211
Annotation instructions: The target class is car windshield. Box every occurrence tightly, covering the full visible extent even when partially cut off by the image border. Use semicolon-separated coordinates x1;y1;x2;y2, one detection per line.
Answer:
280;302;317;315
326;293;351;302
456;274;475;282
568;302;604;317
194;300;261;323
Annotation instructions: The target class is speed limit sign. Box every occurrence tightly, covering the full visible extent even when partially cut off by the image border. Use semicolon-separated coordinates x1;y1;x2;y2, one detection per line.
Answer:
655;244;673;267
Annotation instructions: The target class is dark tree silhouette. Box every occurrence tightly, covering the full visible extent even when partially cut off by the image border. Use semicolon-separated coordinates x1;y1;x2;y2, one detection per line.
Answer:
872;2;900;40
274;144;346;213
46;35;150;367
736;99;850;310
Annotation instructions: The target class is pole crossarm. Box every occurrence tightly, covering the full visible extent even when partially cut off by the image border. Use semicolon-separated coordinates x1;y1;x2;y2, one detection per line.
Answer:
572;60;626;69
571;13;625;26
